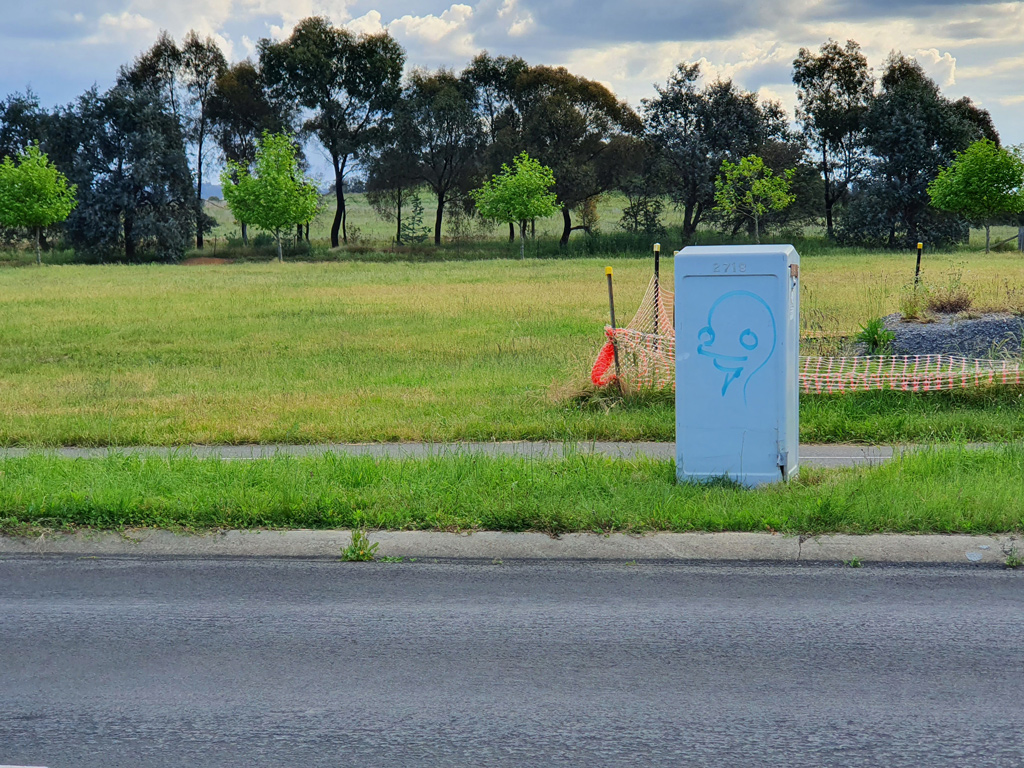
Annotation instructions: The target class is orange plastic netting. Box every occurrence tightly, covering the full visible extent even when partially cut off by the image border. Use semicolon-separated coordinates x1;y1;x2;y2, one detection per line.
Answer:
591;275;1024;392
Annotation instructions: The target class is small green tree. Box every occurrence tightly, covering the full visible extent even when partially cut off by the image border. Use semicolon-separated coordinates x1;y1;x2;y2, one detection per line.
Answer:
0;143;77;264
714;155;795;244
927;139;1024;253
471;151;559;258
220;132;320;262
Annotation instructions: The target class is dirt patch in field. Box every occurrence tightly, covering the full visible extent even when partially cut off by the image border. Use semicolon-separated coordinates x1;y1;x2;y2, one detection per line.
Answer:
180;256;234;266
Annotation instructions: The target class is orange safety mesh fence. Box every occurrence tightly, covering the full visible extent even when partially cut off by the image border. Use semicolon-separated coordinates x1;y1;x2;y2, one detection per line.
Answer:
591;275;1024;392
591;275;675;389
800;355;1024;392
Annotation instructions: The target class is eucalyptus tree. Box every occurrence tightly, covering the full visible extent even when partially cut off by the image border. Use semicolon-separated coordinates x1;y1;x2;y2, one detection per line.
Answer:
180;31;228;249
0;90;48;159
402;69;484;245
843;54;995;248
517;65;642;246
118;31;183;122
58;83;196;261
363;96;422;245
259;17;405;246
792;39;874;239
463;53;531;240
643;63;787;240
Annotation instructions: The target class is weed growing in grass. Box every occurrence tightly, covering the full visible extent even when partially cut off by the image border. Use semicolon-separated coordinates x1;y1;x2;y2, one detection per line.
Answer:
927;268;974;313
1001;280;1024;316
899;287;927;321
855;317;895;355
341;528;379;561
1003;545;1023;569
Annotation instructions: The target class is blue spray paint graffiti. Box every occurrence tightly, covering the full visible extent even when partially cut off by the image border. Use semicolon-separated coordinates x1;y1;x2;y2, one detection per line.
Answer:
696;290;777;403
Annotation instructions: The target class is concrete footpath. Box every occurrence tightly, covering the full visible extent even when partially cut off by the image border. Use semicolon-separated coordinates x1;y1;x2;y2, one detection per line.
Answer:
0;441;922;467
1;529;1019;566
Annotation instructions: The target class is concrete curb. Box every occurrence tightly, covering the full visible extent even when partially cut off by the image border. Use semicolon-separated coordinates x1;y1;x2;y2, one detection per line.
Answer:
1;530;1019;565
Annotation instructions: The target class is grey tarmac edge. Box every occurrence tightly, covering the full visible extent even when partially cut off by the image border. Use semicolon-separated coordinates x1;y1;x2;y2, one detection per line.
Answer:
0;529;1019;565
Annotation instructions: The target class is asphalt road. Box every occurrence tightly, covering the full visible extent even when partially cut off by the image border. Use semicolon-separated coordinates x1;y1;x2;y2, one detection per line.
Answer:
2;558;1022;768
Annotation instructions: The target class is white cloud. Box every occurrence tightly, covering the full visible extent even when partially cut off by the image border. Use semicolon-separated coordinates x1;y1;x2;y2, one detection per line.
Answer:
86;11;158;45
915;48;956;87
389;4;476;57
498;0;535;37
348;10;385;35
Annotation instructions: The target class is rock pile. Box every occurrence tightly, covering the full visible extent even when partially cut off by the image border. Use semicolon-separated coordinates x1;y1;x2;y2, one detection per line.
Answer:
882;313;1024;357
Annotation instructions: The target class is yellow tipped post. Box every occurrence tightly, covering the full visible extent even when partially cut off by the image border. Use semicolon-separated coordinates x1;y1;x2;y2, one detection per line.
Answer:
915;242;923;286
605;266;621;384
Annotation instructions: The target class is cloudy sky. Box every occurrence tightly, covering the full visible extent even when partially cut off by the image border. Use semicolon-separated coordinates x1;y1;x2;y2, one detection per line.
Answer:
4;0;1023;153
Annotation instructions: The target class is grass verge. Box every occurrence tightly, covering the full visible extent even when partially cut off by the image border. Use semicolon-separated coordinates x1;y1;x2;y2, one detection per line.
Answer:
1;446;1022;536
2;256;1023;446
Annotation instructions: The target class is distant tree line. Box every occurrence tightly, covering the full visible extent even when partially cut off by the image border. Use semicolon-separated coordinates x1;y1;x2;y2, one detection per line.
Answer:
0;23;1020;262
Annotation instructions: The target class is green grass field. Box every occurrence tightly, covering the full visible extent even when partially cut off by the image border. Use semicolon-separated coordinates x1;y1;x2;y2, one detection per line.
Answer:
1;251;1022;447
2;446;1022;536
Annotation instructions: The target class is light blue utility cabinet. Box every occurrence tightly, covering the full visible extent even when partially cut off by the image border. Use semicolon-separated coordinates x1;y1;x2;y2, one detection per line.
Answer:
674;245;799;486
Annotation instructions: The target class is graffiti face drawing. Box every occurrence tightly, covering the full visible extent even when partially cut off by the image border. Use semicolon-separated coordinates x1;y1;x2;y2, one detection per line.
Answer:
696;290;777;402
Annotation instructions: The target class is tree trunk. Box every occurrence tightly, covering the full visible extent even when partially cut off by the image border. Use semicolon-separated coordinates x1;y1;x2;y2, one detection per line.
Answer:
508;222;515;242
276;230;283;262
519;221;527;259
330;162;344;248
530;219;535;238
433;191;445;246
305;224;309;242
985;224;991;253
297;223;302;245
825;203;834;241
1018;225;1023;253
241;222;248;246
559;206;572;248
35;227;41;266
753;212;760;244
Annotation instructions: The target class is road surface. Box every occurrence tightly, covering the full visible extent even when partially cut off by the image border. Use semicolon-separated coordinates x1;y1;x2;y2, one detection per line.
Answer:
2;557;1022;767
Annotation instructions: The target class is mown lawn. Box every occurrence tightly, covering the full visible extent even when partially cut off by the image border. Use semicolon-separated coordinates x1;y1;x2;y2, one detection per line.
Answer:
0;252;1022;446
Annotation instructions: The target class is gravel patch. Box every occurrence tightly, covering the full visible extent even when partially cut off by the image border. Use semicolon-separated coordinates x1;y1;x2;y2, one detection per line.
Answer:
883;312;1024;357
